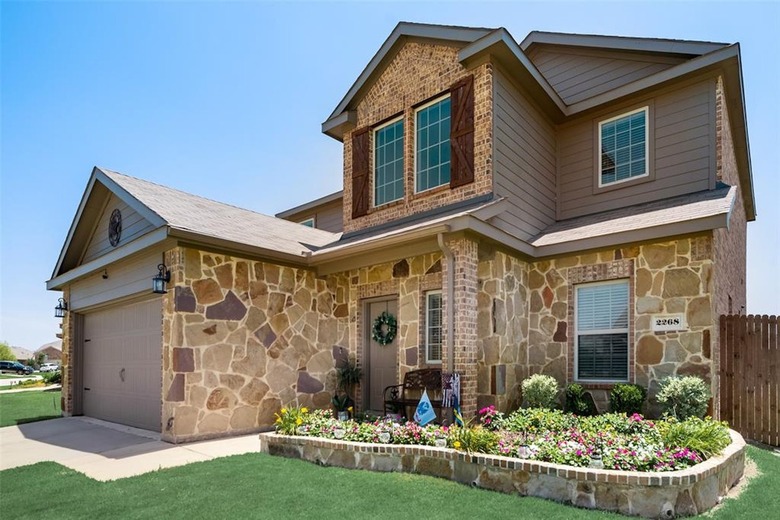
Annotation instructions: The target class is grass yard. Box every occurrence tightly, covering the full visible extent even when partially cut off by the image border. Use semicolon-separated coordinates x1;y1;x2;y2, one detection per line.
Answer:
0;445;776;519
0;389;61;427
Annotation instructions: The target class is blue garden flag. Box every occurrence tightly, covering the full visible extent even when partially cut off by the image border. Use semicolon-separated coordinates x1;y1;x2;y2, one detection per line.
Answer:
414;388;437;426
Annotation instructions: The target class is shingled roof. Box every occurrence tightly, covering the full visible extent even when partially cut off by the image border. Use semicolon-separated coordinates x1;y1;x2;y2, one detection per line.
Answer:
100;168;339;256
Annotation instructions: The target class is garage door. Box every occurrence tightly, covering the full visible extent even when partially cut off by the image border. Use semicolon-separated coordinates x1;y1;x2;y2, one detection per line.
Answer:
83;298;162;431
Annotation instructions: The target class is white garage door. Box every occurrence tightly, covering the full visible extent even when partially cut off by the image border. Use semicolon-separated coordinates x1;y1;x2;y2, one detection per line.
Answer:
83;298;162;432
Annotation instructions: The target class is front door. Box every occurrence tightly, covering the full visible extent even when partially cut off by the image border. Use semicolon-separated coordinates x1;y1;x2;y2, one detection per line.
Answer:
364;298;399;412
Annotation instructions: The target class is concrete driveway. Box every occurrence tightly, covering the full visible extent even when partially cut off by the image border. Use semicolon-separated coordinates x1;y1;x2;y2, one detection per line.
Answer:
0;417;261;480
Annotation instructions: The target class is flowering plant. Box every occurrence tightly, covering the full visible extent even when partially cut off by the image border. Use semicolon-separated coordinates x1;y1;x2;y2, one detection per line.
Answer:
274;406;309;435
477;405;505;431
276;405;729;472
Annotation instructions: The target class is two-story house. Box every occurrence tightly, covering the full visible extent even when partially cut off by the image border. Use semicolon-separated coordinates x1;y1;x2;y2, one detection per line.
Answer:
48;23;753;442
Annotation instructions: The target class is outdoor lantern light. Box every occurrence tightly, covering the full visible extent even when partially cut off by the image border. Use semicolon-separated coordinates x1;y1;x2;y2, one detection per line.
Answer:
152;263;171;294
54;298;68;318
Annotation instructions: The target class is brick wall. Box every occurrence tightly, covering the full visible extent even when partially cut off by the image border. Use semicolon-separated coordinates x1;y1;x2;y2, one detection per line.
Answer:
59;286;74;415
712;76;747;318
442;236;479;418
342;42;494;233
712;75;748;417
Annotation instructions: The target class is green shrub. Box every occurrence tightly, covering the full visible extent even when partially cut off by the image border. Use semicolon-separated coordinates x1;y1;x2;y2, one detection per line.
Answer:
502;407;575;434
42;371;62;385
564;383;597;416
521;374;559;409
609;383;647;415
656;416;731;459
448;424;499;453
657;376;711;419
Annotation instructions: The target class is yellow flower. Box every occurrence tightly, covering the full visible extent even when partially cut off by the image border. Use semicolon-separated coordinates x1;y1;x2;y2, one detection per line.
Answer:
301;407;309;413
347;406;353;412
453;441;462;449
296;418;303;425
275;417;281;424
281;408;288;414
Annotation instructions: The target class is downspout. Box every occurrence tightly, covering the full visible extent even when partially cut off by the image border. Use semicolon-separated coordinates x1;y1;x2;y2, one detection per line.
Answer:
437;233;455;376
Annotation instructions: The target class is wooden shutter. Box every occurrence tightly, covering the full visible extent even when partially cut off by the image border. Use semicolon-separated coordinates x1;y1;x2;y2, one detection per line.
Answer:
450;75;475;188
351;127;370;218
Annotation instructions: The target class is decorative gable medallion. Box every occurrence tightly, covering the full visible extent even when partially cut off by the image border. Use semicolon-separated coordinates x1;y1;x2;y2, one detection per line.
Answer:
108;208;122;246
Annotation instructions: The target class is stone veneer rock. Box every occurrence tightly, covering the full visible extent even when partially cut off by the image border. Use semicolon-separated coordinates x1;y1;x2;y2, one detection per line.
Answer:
476;245;529;412
260;429;745;518
471;236;716;416
161;247;351;442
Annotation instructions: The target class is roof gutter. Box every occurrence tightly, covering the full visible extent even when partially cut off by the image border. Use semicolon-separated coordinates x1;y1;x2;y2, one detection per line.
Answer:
167;228;313;266
310;223;452;264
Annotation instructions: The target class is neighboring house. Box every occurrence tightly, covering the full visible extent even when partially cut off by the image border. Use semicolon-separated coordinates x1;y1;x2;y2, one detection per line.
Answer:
47;23;753;442
10;346;34;363
35;340;63;363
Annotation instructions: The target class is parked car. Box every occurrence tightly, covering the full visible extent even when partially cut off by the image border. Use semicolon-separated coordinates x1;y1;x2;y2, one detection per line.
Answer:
39;363;60;373
0;361;34;375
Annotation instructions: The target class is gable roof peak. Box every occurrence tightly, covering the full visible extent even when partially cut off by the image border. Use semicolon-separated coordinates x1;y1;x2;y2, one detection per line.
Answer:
322;22;497;140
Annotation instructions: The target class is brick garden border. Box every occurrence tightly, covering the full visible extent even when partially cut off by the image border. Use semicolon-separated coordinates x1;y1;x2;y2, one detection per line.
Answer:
259;429;745;518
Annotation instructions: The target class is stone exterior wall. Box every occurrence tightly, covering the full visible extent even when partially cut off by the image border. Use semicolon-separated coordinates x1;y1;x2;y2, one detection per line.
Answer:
161;247;351;442
261;430;746;518
527;239;716;415
347;252;443;411
476;245;529;412
342;42;494;233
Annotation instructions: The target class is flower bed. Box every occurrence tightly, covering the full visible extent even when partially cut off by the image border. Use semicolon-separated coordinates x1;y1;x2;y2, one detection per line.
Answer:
276;406;732;473
266;407;746;517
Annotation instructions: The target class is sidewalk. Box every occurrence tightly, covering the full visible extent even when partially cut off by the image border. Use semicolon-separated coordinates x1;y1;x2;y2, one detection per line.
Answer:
0;416;261;480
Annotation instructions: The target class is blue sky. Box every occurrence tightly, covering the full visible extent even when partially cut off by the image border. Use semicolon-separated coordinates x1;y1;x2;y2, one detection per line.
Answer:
1;1;778;349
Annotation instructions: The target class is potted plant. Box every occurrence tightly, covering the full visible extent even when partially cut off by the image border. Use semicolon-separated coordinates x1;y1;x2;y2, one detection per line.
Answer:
333;354;362;420
332;394;352;421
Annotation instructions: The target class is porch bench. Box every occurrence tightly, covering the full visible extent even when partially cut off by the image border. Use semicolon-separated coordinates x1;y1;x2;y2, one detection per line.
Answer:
383;368;443;421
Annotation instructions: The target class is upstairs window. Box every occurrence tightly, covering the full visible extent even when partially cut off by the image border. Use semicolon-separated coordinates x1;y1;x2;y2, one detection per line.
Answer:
599;107;648;186
298;218;314;228
575;280;629;382
373;118;405;206
425;291;443;364
415;96;451;193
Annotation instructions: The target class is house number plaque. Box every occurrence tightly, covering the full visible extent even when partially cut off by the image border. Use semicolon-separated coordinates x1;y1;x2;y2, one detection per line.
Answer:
651;314;686;332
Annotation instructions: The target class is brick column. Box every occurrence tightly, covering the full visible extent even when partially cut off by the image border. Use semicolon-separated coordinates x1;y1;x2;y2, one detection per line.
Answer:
59;286;74;416
442;236;479;419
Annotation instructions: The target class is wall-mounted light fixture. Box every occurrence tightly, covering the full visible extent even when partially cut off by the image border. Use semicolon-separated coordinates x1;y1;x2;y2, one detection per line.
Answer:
152;263;171;294
54;298;68;318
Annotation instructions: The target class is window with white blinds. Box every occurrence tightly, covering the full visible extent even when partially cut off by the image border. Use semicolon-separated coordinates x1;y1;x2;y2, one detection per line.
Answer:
425;291;443;364
575;280;629;382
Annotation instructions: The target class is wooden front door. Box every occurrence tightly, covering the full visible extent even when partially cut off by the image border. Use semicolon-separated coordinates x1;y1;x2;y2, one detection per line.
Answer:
364;298;399;412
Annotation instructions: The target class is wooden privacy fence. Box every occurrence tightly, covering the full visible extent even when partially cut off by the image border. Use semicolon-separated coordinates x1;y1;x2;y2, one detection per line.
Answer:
719;314;779;446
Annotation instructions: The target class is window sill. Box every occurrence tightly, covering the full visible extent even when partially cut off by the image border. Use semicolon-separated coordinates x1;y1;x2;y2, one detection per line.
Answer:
412;183;450;200
574;381;630;391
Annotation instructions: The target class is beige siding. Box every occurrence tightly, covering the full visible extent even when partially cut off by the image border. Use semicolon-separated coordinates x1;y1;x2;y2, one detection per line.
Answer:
492;69;557;240
282;200;343;233
70;249;164;311
557;79;714;220
312;201;343;233
528;46;686;105
82;194;155;264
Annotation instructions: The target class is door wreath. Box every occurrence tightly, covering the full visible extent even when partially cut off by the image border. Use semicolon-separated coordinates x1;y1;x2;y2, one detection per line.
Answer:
371;311;397;346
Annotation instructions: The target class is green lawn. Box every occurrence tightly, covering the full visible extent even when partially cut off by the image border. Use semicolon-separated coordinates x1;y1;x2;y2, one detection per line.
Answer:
0;389;61;427
0;445;776;519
